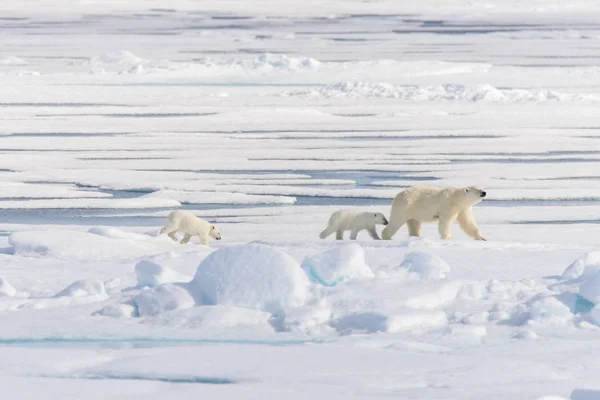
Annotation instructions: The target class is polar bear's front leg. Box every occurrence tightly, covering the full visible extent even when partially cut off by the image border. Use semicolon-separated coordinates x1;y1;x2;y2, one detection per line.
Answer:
367;227;380;240
198;234;209;246
457;207;485;240
336;229;344;240
438;212;458;240
406;219;421;237
381;215;406;240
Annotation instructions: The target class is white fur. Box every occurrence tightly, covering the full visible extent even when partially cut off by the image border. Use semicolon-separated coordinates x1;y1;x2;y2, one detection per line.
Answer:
160;210;221;245
319;210;388;240
382;186;486;241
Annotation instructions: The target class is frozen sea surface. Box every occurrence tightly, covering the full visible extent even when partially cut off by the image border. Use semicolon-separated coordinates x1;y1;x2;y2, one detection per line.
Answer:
2;1;600;399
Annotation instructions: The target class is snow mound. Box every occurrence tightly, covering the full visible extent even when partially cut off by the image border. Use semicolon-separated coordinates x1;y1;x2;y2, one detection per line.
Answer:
135;259;191;288
54;279;108;301
399;252;451;280
301;244;374;286
190;243;309;314
526;295;574;326
0;277;17;297
133;283;196;317
284;82;600;103
562;251;600;279
96;304;137;318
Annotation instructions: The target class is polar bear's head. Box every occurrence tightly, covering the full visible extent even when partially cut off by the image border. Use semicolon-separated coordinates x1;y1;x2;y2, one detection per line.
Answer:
372;212;389;225
461;186;487;206
209;225;222;240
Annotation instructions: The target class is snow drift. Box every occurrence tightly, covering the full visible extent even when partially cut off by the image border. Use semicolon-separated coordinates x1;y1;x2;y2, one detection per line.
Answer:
301;244;374;286
190;243;309;314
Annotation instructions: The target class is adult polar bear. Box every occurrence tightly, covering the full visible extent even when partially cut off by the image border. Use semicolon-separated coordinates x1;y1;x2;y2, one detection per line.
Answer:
382;186;487;241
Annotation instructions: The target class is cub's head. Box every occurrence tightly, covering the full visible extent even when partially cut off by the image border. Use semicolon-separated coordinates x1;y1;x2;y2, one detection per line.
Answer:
462;186;487;206
209;225;222;240
371;212;389;225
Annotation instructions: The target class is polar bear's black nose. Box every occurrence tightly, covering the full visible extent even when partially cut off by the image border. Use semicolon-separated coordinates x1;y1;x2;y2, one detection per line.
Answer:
383;219;389;225
481;191;487;197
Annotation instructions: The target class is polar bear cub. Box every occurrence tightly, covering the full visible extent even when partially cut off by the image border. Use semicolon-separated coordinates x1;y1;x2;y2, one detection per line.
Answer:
160;210;221;245
319;210;388;240
382;186;486;241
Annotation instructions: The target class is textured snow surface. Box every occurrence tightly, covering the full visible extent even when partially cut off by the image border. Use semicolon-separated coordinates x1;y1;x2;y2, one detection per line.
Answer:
2;1;600;399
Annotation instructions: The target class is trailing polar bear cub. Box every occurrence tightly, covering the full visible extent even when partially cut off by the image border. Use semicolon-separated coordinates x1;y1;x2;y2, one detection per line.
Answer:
160;210;221;245
382;186;486;241
320;210;388;240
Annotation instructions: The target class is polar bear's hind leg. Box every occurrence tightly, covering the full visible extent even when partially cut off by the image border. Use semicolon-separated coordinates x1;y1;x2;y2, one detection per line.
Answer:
350;227;362;240
319;226;336;239
438;212;458;240
181;233;192;244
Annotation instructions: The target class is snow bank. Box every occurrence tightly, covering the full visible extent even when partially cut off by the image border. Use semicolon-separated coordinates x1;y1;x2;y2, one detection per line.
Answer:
190;243;309;314
399;252;451;280
54;279;108;301
301;244;374;286
0;277;17;297
133;283;196;317
134;259;191;288
284;82;600;103
562;251;600;279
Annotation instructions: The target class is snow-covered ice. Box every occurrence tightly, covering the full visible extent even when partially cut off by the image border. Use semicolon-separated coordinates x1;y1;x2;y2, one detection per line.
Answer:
2;1;600;398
